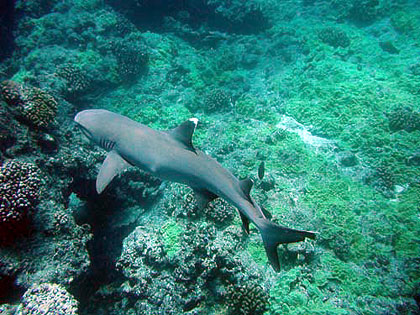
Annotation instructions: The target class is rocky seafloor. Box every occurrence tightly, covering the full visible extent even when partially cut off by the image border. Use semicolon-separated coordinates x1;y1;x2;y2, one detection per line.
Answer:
0;0;419;314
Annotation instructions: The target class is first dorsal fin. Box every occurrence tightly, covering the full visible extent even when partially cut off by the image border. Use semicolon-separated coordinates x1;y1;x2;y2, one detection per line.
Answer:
167;118;198;153
239;178;254;200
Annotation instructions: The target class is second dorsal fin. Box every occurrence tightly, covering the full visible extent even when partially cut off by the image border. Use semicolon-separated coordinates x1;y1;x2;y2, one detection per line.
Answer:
239;178;254;200
167;118;198;153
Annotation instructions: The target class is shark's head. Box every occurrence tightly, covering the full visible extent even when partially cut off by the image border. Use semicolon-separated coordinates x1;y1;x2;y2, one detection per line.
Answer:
74;109;116;150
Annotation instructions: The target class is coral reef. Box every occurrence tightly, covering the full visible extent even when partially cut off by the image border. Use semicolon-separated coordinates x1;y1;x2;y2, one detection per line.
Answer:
107;0;270;34
202;198;235;226
0;160;41;245
18;283;78;314
318;27;350;48
331;0;380;24
86;203;260;314
108;38;149;82
348;0;380;23
205;0;271;34
0;0;419;314
55;63;92;96
204;89;231;113
1;81;58;129
387;107;420;132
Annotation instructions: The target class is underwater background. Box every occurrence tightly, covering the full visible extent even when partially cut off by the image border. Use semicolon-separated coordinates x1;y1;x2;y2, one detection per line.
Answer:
0;0;419;314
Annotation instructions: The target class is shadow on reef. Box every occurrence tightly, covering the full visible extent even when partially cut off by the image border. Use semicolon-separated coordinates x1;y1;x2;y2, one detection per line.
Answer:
0;274;23;304
68;181;131;306
106;0;271;35
0;0;16;61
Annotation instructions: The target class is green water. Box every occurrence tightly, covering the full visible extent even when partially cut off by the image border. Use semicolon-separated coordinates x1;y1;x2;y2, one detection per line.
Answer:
0;0;419;314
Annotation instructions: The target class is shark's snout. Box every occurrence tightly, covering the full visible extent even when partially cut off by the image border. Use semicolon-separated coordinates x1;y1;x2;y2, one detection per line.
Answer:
74;111;94;140
74;112;82;124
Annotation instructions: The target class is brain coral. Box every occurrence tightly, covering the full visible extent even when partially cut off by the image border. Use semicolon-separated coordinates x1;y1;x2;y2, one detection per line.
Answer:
19;283;78;315
226;281;269;315
1;80;58;129
0;160;41;245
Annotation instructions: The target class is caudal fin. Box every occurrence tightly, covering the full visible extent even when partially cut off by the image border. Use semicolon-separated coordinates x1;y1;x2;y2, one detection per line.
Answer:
258;220;316;272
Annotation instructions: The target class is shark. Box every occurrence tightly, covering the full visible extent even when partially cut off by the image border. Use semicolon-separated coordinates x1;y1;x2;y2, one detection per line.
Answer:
74;109;316;271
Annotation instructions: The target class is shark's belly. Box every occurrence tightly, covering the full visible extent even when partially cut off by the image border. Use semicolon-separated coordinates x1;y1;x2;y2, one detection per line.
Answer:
154;153;239;199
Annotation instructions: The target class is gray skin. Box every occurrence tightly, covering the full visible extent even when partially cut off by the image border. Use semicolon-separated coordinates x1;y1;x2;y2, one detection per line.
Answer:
74;109;315;271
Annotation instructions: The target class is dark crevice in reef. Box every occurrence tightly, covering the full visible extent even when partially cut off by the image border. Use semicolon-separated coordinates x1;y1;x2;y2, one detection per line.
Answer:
67;175;162;311
105;0;270;35
0;274;24;304
68;178;126;307
0;0;17;61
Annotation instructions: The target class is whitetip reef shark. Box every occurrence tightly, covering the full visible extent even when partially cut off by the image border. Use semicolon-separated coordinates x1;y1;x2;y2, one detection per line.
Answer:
74;109;316;271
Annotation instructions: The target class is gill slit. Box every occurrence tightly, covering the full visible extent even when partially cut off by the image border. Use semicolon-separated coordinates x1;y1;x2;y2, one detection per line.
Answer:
100;138;115;151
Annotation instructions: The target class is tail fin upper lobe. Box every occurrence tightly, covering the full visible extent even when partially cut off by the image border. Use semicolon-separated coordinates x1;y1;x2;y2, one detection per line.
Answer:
258;219;316;272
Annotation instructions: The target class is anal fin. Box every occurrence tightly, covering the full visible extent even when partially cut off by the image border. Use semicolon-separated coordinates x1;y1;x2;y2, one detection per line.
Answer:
96;150;130;194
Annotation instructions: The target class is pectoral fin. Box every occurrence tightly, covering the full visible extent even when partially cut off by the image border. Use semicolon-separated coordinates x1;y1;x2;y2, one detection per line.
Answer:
96;150;130;194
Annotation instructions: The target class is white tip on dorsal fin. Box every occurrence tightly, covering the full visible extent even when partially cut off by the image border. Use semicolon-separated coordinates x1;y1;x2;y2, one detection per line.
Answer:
96;150;130;194
167;118;198;153
189;118;198;126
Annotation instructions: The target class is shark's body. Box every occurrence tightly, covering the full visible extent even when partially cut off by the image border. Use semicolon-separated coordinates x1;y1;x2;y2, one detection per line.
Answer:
74;109;315;271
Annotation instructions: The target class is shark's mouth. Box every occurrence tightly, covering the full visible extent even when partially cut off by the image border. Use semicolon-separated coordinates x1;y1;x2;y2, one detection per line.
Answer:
76;124;93;141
